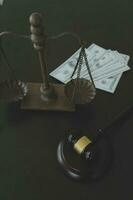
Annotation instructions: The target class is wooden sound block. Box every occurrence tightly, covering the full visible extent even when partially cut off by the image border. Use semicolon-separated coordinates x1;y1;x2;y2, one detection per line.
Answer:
21;82;75;112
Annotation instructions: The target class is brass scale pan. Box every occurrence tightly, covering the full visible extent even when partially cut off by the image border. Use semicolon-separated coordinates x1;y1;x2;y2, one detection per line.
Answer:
0;44;27;102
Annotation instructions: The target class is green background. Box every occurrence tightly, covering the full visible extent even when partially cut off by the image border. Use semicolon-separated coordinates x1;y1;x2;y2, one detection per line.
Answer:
0;0;133;200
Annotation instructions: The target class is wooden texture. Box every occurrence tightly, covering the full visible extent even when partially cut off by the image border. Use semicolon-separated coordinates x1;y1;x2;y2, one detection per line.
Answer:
21;82;75;112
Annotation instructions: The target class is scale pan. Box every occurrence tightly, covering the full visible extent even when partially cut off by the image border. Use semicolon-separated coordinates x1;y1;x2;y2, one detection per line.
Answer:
0;80;28;102
65;78;96;105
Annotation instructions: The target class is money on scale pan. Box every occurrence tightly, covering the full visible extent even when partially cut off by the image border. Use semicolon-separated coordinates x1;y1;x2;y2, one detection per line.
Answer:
50;44;130;93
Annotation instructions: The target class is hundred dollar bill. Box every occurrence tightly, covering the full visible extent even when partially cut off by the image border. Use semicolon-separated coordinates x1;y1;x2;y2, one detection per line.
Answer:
50;43;106;83
84;64;130;81
81;50;130;80
95;73;123;93
50;43;130;93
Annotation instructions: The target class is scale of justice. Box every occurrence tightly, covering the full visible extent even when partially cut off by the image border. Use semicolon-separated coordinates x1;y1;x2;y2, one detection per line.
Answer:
0;12;132;182
0;12;96;112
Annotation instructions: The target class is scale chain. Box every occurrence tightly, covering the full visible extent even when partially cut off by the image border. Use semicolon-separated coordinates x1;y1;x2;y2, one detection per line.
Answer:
71;47;84;103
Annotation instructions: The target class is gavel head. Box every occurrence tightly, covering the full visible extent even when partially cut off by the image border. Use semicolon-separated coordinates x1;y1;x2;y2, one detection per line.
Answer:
57;129;113;182
67;129;92;156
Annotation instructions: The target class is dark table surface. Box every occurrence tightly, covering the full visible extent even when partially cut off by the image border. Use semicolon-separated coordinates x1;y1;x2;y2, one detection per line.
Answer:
0;0;133;199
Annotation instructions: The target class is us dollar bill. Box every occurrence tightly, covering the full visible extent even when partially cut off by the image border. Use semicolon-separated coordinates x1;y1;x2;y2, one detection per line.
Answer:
95;73;123;93
50;43;130;93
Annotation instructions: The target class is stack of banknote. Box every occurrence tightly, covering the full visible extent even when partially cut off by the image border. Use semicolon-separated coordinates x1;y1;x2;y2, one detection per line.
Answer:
50;43;130;93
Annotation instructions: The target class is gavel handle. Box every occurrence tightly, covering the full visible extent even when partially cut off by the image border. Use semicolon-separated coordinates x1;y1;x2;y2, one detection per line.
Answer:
93;103;133;145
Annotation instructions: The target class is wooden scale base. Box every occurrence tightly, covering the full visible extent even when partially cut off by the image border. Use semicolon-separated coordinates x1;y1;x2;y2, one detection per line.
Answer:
21;82;75;112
